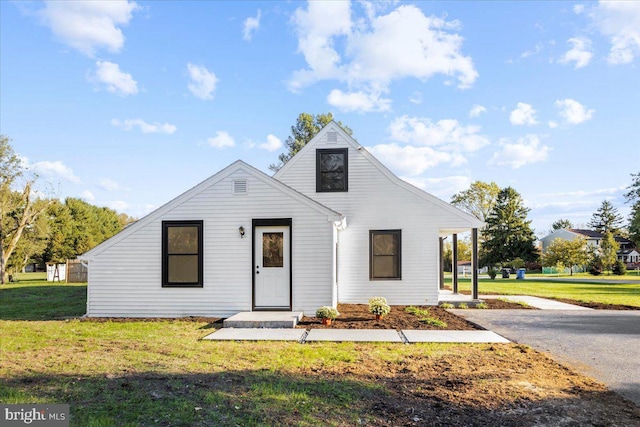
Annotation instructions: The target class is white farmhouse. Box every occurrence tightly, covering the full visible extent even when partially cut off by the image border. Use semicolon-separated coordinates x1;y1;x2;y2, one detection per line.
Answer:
80;123;483;317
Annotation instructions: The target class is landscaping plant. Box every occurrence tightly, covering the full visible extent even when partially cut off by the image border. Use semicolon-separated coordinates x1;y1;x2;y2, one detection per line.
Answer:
368;297;391;319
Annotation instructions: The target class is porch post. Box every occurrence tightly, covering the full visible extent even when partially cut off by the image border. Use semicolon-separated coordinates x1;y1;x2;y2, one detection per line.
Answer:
472;228;479;300
452;233;458;294
439;237;445;290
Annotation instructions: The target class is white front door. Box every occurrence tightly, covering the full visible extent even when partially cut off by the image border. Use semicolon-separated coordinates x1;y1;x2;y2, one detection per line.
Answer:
254;225;290;309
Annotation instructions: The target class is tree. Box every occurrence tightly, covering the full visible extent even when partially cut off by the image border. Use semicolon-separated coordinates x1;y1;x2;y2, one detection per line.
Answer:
542;237;587;275
42;198;127;262
624;172;640;247
588;200;623;234
0;136;50;283
442;237;472;272
450;181;501;222
551;219;573;231
599;230;619;274
269;113;352;172
481;187;538;267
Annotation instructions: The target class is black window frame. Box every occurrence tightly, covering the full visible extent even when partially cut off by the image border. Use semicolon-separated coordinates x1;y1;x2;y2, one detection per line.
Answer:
369;230;402;280
316;148;348;192
162;220;204;288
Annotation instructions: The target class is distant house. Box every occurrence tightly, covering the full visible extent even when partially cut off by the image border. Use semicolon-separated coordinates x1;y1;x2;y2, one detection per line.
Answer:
457;261;488;275
540;228;639;267
80;123;483;318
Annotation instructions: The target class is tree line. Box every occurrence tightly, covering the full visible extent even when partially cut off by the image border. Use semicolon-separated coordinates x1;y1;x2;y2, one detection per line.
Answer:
1;136;134;282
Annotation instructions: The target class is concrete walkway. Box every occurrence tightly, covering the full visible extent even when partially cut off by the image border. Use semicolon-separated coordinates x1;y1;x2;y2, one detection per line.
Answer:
202;328;509;343
483;295;593;310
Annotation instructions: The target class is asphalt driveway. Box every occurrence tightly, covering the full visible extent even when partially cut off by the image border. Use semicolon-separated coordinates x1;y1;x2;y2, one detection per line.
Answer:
451;309;640;407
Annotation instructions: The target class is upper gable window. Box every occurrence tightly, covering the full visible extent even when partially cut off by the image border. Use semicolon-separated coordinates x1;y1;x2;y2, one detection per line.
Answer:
316;148;348;192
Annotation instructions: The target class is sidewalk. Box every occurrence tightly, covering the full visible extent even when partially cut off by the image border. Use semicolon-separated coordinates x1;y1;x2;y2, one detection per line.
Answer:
202;328;510;343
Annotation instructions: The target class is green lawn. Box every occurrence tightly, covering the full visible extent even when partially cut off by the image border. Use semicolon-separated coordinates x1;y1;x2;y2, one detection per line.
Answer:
448;277;640;307
2;275;639;425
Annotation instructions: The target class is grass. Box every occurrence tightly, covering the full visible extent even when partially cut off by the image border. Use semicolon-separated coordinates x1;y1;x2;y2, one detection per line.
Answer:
447;277;640;307
405;306;448;327
2;274;639;425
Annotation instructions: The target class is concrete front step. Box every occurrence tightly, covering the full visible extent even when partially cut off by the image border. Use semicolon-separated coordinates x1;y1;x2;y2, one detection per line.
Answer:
223;311;304;328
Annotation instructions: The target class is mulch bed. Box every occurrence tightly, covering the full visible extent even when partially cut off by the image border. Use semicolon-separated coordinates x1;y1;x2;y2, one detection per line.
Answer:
551;298;639;310
297;304;482;330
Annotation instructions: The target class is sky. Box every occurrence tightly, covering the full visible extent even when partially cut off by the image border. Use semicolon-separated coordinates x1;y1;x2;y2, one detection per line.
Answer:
1;0;639;238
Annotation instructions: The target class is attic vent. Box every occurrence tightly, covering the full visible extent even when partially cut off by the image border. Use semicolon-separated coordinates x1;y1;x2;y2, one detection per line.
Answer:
233;179;248;194
327;131;338;143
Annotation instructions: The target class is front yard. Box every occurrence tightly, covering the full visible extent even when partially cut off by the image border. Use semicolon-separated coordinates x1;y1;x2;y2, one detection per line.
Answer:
1;276;639;426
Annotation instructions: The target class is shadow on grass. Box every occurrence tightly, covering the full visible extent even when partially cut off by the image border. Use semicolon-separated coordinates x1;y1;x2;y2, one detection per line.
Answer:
0;284;86;321
1;370;638;427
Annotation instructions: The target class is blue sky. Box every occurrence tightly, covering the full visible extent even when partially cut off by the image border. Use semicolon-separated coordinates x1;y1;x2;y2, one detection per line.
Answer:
2;1;639;237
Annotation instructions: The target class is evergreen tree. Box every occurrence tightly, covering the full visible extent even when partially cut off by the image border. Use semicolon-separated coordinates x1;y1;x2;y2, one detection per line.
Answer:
481;187;538;267
269;113;352;172
551;218;573;231
624;172;640;246
588;200;623;234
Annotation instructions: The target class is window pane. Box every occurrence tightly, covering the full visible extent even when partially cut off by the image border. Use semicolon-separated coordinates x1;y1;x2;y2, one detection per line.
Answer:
320;172;345;190
373;234;397;256
320;153;345;173
168;255;199;283
263;232;284;267
373;256;397;278
168;226;199;254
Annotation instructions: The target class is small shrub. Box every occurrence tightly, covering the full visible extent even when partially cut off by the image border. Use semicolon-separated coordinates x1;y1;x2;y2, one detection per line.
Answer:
612;260;627;276
315;306;340;319
475;302;488;309
405;306;430;317
419;318;447;327
368;297;391;316
457;303;469;309
439;303;454;309
588;254;603;276
488;268;498;280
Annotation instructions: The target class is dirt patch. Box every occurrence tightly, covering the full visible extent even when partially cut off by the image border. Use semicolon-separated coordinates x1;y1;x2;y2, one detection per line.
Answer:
482;298;536;309
298;304;481;330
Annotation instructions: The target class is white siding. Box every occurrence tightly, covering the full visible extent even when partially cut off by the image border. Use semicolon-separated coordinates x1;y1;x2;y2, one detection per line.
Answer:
276;127;479;305
86;167;335;317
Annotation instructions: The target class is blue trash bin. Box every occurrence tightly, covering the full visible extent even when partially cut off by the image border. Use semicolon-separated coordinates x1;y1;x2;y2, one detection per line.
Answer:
516;268;526;280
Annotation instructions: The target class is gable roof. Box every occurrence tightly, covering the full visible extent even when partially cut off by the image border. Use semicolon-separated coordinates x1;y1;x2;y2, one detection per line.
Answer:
81;160;343;260
273;121;484;232
570;229;602;238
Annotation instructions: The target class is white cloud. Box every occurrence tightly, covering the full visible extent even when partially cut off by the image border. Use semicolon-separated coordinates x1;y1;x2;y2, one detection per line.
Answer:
38;0;139;57
555;98;594;124
573;4;585;15
488;134;551;168
520;42;543;58
469;104;487;118
367;144;464;176
100;178;128;192
289;2;477;111
559;37;593;69
207;131;235;149
243;9;261;41
111;118;177;134
590;1;640;64
548;120;559;128
91;61;138;96
327;88;391;112
80;190;95;201
509;102;538;126
258;134;282;152
187;63;218;100
389;116;489;152
107;200;129;212
31;160;80;183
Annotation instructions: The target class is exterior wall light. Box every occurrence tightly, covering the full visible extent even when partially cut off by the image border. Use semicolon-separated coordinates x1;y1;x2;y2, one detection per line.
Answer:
239;226;245;238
